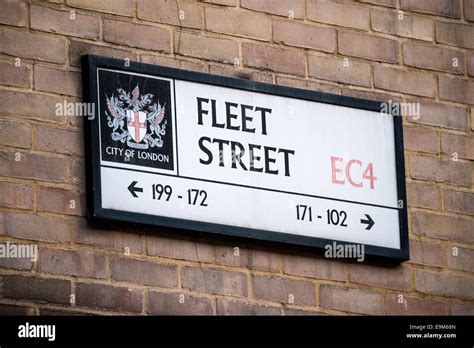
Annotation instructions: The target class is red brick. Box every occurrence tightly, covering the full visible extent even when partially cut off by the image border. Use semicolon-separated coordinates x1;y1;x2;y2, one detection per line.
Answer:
284;308;325;315
409;240;445;267
148;291;213;315
0;0;27;27
1;27;67;64
410;101;467;130
0;60;30;88
35;126;83;156
39;247;107;279
0;120;32;149
73;218;143;253
472;108;474;131
34;66;82;97
447;246;474;272
0;213;4;235
147;235;213;262
216;299;281;315
276;76;309;89
182;267;247;296
209;64;273;83
69;39;136;67
104;19;170;53
203;0;236;5
441;133;474;160
2;275;71;305
361;0;396;7
436;22;474;49
308;0;369;30
141;54;207;72
385;294;449;315
407;181;441;210
163;57;206;72
252;275;315;306
66;0;133;16
403;127;438;154
0;150;68;183
76;282;142;312
71;158;85;186
215;246;280;272
403;41;464;74
341;88;395;102
468;52;474;77
137;0;203;29
111;257;177;288
465;0;474;21
0;256;33;271
349;264;411;290
273;20;336;52
0;304;35;315
375;65;436;97
4;212;70;243
0;91;68;124
439;76;474;104
401;0;461;18
410;155;470;187
444;190;474;216
175;31;239;63
38;187;84;216
67;113;81;128
277;76;342;95
0;0;28;27
215;246;248;268
339;31;399;63
371;9;434;41
248;249;281;272
412;212;474;244
283;254;346;281
241;0;304;18
0;182;33;209
206;8;270;40
320;285;382;315
243;43;305;76
451;303;474;315
308;55;370;87
415;270;473;299
39;308;93;316
30;5;99;39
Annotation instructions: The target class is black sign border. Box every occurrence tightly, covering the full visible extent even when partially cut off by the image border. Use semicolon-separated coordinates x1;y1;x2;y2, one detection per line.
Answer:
82;54;409;261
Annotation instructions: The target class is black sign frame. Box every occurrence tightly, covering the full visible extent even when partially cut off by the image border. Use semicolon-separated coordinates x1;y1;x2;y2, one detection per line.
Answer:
82;54;409;261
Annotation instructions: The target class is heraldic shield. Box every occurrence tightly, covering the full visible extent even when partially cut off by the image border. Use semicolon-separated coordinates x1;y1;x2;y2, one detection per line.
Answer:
99;68;174;171
126;110;147;143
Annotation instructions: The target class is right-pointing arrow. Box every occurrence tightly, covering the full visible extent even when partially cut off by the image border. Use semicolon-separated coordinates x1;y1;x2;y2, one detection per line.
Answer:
360;214;375;230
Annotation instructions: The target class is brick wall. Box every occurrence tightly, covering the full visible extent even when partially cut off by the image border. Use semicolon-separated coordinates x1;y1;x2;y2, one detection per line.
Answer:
0;0;473;316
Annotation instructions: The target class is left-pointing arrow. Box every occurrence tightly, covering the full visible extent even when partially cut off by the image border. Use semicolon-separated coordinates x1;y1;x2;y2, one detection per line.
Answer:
128;181;143;198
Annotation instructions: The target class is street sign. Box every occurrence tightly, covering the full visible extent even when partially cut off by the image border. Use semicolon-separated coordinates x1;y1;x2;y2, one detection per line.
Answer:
82;54;409;261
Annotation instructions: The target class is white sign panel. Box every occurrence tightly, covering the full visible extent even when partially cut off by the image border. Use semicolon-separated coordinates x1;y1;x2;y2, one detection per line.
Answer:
84;55;409;260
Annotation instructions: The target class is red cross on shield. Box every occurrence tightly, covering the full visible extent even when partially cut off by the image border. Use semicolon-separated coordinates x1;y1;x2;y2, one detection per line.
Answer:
126;110;147;143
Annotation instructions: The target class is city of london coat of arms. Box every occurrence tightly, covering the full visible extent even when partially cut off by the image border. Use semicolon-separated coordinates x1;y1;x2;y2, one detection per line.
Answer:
105;84;167;150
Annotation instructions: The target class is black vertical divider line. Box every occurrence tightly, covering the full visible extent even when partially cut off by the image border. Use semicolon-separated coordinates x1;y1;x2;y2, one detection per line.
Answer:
173;79;179;177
